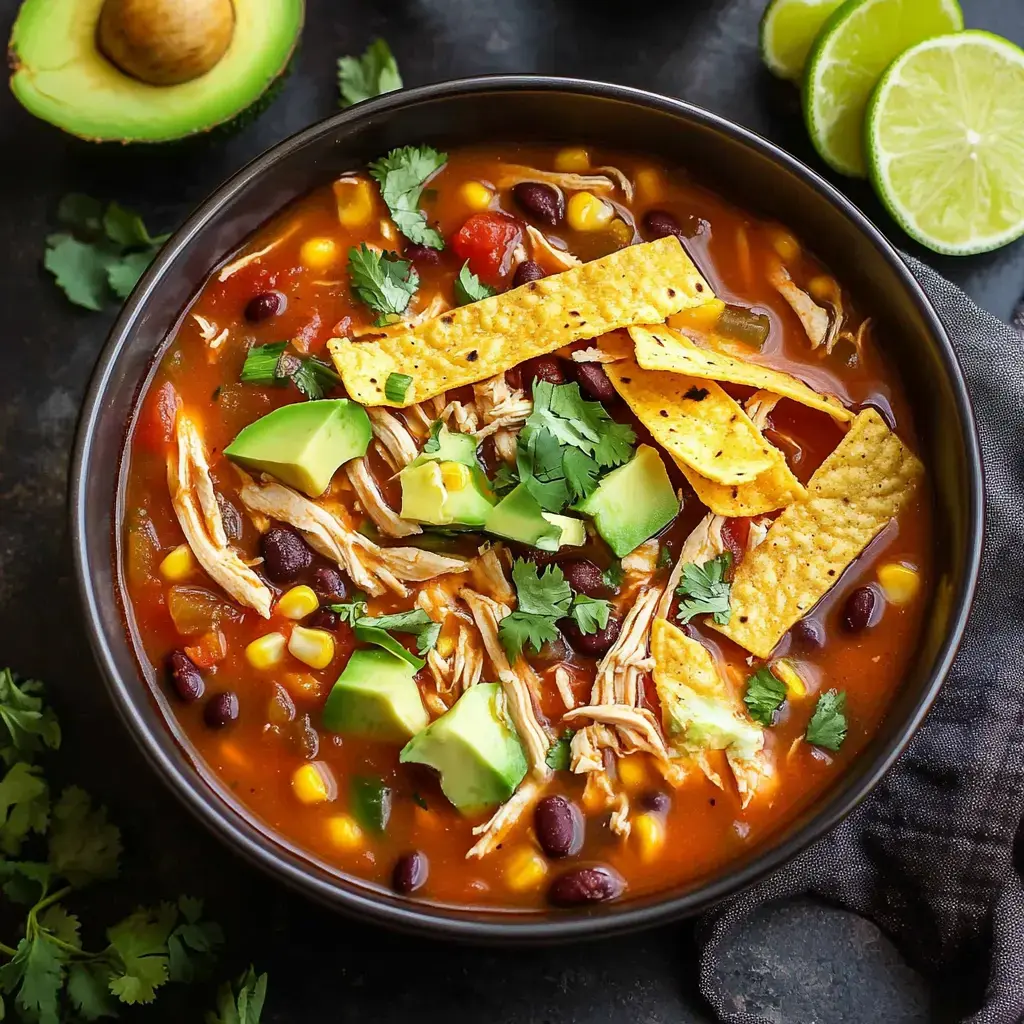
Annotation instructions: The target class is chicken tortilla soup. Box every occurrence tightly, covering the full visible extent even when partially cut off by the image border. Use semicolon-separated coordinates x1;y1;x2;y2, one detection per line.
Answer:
119;143;931;909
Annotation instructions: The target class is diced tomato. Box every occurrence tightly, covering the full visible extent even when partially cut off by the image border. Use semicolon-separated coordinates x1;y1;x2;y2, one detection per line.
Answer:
184;630;227;669
451;212;522;284
136;381;180;452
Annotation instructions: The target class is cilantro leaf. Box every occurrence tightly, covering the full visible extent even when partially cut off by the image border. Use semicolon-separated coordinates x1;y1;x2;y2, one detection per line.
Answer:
0;934;65;1024
105;903;176;1004
657;545;674;570
338;38;403;108
67;962;119;1020
545;730;576;771
289;358;342;400
805;689;848;751
348;244;419;324
239;343;340;400
38;905;82;950
517;425;570;512
602;562;624;588
368;146;447;248
206;966;268;1024
743;668;787;726
454;261;496;305
498;613;560;662
422;420;444;454
355;609;441;656
102;203;169;249
0;859;51;904
106;250;155;299
499;560;572;660
0;762;49;856
562;447;601;503
491;462;519;497
329;594;369;625
47;786;121;887
167;896;223;984
675;553;733;625
0;670;61;766
57;194;104;236
527;380;635;469
44;234;116;311
569;595;611;635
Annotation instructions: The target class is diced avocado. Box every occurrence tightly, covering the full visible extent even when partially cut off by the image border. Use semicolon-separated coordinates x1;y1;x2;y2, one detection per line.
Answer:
574;444;679;557
9;0;303;143
224;399;371;498
400;683;528;814
664;687;764;763
410;424;479;468
399;461;495;527
322;649;428;743
484;485;584;551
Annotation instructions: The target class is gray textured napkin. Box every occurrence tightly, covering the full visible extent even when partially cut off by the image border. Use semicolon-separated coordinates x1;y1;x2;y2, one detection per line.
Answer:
698;257;1024;1024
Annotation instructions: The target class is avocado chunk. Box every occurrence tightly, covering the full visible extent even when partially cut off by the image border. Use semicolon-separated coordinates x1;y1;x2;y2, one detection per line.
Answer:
574;444;679;557
399;460;495;528
484;485;585;551
400;683;528;814
9;0;303;142
410;424;479;468
322;649;428;743
224;399;371;498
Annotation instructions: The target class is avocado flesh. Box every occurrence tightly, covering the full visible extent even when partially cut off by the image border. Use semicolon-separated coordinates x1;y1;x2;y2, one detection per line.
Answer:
575;444;679;557
322;649;428;743
400;683;528;814
399;461;494;527
9;0;303;142
409;425;479;468
224;399;371;499
484;485;585;551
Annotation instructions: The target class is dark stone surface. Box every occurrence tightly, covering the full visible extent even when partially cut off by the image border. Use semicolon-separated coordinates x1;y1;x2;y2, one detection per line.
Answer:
0;0;1018;1018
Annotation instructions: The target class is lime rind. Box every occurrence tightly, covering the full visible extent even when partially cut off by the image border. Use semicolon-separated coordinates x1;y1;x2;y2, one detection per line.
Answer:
803;0;965;177
867;30;1024;255
760;0;845;81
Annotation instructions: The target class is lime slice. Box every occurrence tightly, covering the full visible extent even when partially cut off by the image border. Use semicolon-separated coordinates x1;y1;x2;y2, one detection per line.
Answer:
803;0;964;176
760;0;845;81
867;31;1024;255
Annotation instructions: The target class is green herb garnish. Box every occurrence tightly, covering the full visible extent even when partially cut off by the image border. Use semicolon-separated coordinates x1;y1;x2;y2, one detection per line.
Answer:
239;343;342;400
805;689;848;751
355;609;441;656
349;776;392;834
491;463;519;497
368;146;447;248
338;38;402;108
602;562;624;588
544;730;576;771
499;560;572;660
384;373;413;403
675;552;733;625
454;261;496;305
206;966;268;1024
743;667;787;726
657;546;674;570
348;243;419;325
422;420;444;455
568;595;612;636
329;594;369;625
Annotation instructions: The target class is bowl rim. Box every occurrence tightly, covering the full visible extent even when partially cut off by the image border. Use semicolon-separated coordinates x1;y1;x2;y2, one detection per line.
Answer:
69;74;984;941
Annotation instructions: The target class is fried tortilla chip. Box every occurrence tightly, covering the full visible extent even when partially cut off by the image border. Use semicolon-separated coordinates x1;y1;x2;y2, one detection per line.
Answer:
711;408;924;658
329;236;711;407
677;457;806;518
629;325;854;423
604;357;781;486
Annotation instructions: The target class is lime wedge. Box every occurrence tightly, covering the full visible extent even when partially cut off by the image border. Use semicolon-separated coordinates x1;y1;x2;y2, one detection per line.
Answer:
803;0;964;176
867;31;1024;255
760;0;845;81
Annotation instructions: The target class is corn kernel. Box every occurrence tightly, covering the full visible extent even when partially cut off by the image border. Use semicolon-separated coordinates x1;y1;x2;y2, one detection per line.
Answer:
566;192;614;232
333;177;375;229
504;846;548;891
436;633;456;658
292;762;337;805
459;180;493;211
440;461;471;492
633;812;666;862
299;236;339;271
617;754;648;792
770;228;800;263
245;631;287;670
326;813;364;849
276;585;320;621
809;274;839;303
672;297;726;333
634;167;664;203
159;544;195;581
772;658;806;699
608;218;633;248
288;626;335;670
554;146;590;172
877;563;920;606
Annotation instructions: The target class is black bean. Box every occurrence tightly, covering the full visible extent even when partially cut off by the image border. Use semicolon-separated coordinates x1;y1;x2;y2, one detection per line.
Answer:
534;795;583;858
513;260;546;287
523;356;565;387
311;566;348;603
244;291;286;323
548;866;624;907
560;616;621;658
571;361;615;402
392;851;428;895
404;242;441;265
638;790;671;814
306;608;339;631
841;586;881;633
561;559;607;598
512;182;565;227
642;209;703;242
260;527;313;583
203;691;239;729
167;650;204;703
790;617;825;650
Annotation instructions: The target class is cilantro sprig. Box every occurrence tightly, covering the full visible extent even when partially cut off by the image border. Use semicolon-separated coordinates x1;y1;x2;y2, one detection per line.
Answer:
207;966;268;1024
743;667;787;726
355;609;441;657
329;593;369;625
44;195;170;311
368;146;447;248
675;552;733;625
239;342;342;400
348;244;419;325
544;730;576;771
338;39;402;108
454;261;496;305
805;689;848;751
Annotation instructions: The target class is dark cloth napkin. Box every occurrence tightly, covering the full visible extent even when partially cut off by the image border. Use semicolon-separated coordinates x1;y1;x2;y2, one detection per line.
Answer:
698;257;1024;1024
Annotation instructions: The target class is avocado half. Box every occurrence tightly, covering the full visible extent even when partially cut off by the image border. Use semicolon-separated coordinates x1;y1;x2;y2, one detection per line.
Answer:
8;0;304;142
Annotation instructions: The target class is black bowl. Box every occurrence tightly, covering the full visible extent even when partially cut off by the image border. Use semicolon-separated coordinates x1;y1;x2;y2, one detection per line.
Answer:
70;77;982;941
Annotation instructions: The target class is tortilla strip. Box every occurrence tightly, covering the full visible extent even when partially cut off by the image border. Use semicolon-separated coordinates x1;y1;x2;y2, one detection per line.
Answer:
711;409;924;658
678;457;806;518
328;236;712;407
629;325;853;424
604;357;780;486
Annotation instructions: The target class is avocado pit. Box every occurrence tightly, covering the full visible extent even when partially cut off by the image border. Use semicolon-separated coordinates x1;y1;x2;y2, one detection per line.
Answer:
97;0;235;86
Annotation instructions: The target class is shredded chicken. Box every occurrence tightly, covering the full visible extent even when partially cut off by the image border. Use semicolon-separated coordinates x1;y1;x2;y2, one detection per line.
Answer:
466;779;545;859
169;416;272;617
768;261;838;350
592;165;634;202
367;408;420;468
553;666;576;710
622;538;659;584
344;458;420;538
402;402;436;438
525;225;581;272
426;648;453;693
744;390;781;431
571;346;627;364
747;518;770;552
238;476;469;598
350;293;449;339
470;545;516;605
217;226;299;281
583;769;617;810
834;317;872;361
564;704;671;761
657;513;728;620
439;399;479;434
495;166;617;194
192;314;218;341
609;792;631;838
729;751;775;810
422;689;449;718
493;429;518;464
450;624;485;693
473;375;532;442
